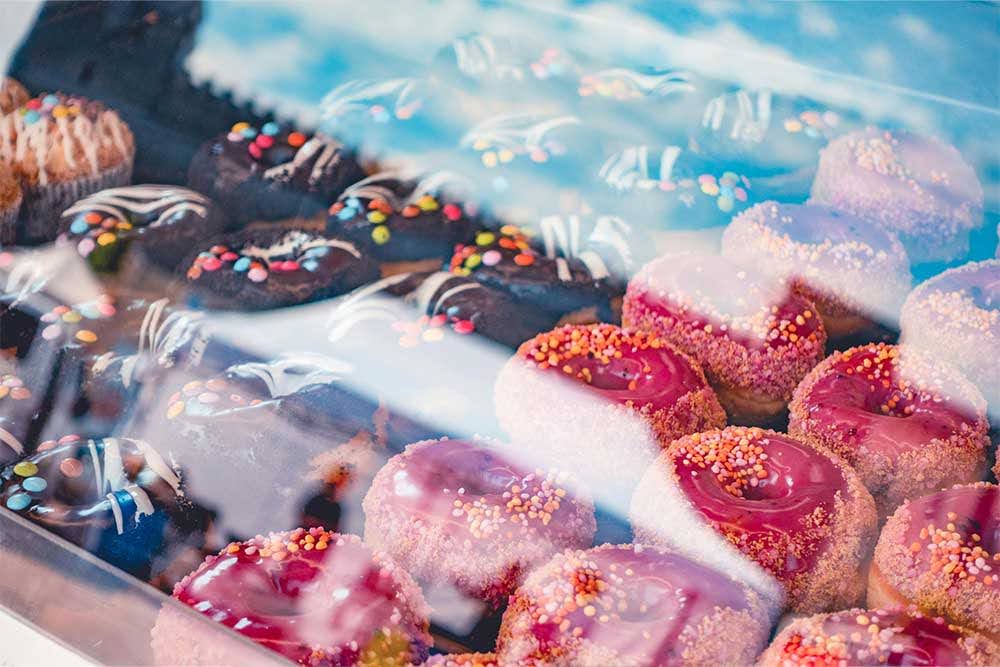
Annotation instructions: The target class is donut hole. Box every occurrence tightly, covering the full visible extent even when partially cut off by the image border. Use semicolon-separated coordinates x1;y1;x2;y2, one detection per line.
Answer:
861;385;916;418
578;357;644;392
739;470;793;502
616;579;674;622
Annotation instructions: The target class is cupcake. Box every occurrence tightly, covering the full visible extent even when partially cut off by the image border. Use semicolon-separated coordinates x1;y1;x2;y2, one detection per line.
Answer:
0;166;22;244
0;77;30;115
0;92;134;244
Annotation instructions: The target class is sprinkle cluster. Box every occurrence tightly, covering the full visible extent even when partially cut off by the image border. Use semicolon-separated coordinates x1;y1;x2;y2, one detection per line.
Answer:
16;94;81;124
529;48;568;79
836;344;922;416
165;378;264;421
187;242;334;283
0;374;31;401
4;434;82;511
911;512;999;587
850;132;906;178
519;324;662;387
471;137;564;168
783;110;840;138
225;526;336;561
66;212;134;256
674;428;771;498
329;193;463;246
227;121;305;159
450;225;536;276
392;312;475;348
38;295;116;345
448;468;570;539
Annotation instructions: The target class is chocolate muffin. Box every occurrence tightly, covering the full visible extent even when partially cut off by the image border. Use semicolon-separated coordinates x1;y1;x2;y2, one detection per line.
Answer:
327;170;478;275
58;185;228;273
0;165;22;245
181;227;379;310
187;121;363;226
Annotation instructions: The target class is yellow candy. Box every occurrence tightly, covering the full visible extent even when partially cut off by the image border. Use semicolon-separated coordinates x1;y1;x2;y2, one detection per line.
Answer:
371;225;390;245
422;328;444;343
61;311;82;323
231;121;250;133
51;105;69;118
13;461;37;477
366;211;387;224
97;232;117;246
498;148;515;163
481;152;498;168
116;221;133;231
75;330;97;344
472;138;490;151
475;232;496;246
417;195;438;212
166;401;185;420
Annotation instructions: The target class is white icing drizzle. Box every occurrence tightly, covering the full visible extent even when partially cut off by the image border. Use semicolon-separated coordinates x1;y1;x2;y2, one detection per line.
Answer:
61;185;209;229
451;34;524;80
229;354;351;398
262;133;344;186
107;491;124;535
430;282;481;314
242;231;361;262
326;273;412;342
460;113;581;152
340;169;471;208
537;215;630;281
702;89;772;143
3;257;50;305
0;426;23;456
321;78;422;121
599;145;682;191
583;68;694;97
93;436;181;535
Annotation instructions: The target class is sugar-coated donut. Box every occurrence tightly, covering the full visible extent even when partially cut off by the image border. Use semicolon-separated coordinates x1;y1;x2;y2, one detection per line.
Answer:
495;543;774;666
789;343;989;518
809;128;984;263
870;483;1000;643
722;201;911;340
758;606;1000;666
423;653;497;667
151;529;432;666
630;426;876;613
900;259;999;416
623;253;827;423
363;437;595;607
494;323;725;491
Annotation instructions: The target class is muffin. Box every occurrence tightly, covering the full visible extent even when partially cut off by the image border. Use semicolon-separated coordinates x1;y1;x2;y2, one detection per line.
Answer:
0;77;30;115
0;92;134;244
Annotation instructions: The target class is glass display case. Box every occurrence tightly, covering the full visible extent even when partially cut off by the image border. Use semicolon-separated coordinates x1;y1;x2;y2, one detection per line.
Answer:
0;2;997;665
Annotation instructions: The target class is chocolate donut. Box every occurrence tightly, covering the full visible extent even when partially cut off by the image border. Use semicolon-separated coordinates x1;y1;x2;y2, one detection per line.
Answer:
630;426;877;612
327;171;477;275
623;253;827;423
496;543;774;666
494;323;726;492
449;216;633;325
870;483;1000;643
182;228;379;310
152;530;432;666
188;122;363;226
0;435;211;582
57;185;227;273
759;607;1000;666
722;201;911;341
809;128;984;263
789;343;990;518
363;437;595;607
900;260;999;416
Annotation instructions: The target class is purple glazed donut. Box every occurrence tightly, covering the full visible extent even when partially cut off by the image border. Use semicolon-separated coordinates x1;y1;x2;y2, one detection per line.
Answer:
899;259;999;416
722;201;911;340
495;543;775;666
623;253;827;424
758;606;1000;666
809;128;984;263
362;437;595;608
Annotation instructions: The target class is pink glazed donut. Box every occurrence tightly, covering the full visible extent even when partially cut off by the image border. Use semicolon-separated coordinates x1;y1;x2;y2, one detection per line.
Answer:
789;343;989;518
722;201;911;340
496;543;774;666
758;606;1000;666
623;253;827;424
630;426;876;613
362;437;595;607
494;323;726;491
870;483;1000;644
809;128;983;263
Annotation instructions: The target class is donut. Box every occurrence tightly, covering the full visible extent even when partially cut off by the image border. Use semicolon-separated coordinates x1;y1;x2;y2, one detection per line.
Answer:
423;653;497;667
869;482;1000;642
899;259;999;416
151;530;432;666
327;171;477;275
789;343;989;518
722;201;911;340
449;216;633;325
187;122;363;226
623;252;827;423
630;426;877;612
182;228;379;310
494;323;726;493
57;185;228;273
809;128;984;263
758;606;1000;666
362;437;596;607
0;435;212;583
495;543;774;666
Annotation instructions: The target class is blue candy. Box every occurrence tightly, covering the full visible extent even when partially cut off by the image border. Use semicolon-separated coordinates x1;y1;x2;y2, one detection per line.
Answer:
302;259;319;272
261;121;280;136
70;218;90;234
42;94;60;107
304;246;329;258
23;110;40;124
6;493;31;511
22;477;47;493
233;257;251;272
